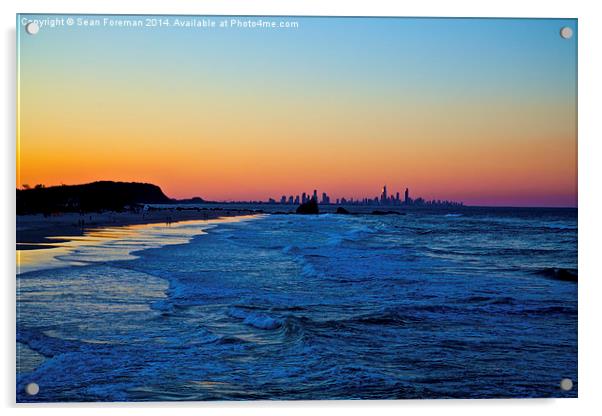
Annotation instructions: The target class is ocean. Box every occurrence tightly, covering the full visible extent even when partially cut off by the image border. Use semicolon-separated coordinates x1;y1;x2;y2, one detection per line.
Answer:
16;208;578;401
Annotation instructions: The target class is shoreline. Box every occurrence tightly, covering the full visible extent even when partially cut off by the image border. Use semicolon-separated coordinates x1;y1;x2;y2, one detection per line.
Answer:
16;207;260;250
17;204;578;251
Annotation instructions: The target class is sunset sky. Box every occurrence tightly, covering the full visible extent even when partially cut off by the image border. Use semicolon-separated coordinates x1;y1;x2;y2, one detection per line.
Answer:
17;16;577;207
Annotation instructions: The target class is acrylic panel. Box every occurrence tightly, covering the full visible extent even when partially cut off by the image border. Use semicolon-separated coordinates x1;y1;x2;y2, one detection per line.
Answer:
16;14;577;402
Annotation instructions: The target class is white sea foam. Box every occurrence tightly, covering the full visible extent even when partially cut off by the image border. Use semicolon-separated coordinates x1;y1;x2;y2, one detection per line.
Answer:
227;307;283;330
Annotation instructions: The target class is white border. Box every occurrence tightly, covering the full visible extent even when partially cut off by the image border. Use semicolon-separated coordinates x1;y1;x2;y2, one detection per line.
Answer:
3;1;601;415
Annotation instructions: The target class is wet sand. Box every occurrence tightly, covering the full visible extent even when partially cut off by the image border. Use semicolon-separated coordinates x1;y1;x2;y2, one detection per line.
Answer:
16;208;259;250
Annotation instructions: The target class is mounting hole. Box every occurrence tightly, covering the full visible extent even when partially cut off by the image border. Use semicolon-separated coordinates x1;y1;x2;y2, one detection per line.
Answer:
560;378;573;391
25;22;40;35
560;26;573;39
25;382;39;395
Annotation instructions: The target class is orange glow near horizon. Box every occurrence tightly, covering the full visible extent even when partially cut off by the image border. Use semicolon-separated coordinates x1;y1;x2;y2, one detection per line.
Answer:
17;89;576;205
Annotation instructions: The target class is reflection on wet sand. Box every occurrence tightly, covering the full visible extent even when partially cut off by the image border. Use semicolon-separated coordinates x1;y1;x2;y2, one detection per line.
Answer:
17;215;264;275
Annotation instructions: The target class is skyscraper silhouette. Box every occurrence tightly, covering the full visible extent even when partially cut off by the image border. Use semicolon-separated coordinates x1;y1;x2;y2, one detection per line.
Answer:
381;185;388;203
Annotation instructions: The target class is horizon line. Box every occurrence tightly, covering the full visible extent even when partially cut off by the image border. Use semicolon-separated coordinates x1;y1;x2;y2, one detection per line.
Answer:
16;180;577;210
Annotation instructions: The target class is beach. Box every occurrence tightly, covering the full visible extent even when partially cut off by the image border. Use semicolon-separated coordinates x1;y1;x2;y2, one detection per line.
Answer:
16;207;259;249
